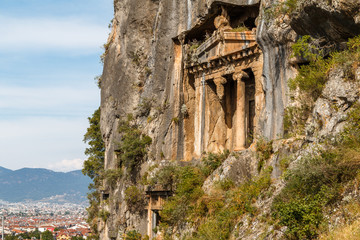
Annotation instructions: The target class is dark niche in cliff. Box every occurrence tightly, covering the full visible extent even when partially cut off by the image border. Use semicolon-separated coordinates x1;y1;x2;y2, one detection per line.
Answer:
179;2;260;43
290;2;360;42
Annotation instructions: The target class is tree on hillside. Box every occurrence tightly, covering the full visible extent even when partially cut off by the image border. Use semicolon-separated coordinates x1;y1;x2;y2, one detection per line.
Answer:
82;107;105;236
41;230;53;240
82;107;105;186
5;236;17;240
71;236;85;240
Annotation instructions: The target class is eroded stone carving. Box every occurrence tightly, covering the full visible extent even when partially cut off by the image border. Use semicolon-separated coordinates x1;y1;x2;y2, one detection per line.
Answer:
214;76;227;100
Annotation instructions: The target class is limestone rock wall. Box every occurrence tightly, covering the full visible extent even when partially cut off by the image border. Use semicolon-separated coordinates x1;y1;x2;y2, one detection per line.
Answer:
98;0;360;238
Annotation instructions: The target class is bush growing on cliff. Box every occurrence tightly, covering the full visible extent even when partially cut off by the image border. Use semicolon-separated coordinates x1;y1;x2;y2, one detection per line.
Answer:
201;150;230;177
285;35;360;136
160;166;205;227
125;185;145;213
103;168;123;188
116;114;152;176
273;103;360;239
187;167;273;240
256;138;273;172
157;159;273;239
124;230;143;240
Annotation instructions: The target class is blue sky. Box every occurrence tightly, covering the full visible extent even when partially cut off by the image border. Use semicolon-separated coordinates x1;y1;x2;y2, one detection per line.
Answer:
0;0;113;172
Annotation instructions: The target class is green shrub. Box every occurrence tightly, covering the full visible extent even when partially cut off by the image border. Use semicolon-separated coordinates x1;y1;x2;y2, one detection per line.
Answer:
289;36;330;100
125;186;144;213
160;166;205;226
263;0;300;23
150;164;178;189
187;167;273;240
201;150;230;176
116;114;152;175
216;178;235;191
230;24;249;32
273;191;328;239
103;168;123;188
125;230;142;240
98;209;110;222
256;138;273;172
279;156;291;172
272;103;360;239
286;35;360;136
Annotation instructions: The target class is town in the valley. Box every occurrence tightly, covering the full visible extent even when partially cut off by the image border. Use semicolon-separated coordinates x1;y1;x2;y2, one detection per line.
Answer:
0;201;91;240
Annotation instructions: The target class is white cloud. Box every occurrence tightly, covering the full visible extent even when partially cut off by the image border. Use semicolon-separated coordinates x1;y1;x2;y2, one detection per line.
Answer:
0;15;109;53
0;84;99;115
48;158;85;172
0;116;90;171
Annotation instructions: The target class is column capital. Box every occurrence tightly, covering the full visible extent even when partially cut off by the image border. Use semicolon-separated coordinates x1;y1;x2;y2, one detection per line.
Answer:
233;70;249;81
214;76;227;100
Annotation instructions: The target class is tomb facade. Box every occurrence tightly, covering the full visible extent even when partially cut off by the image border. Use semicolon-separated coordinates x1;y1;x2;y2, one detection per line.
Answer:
179;8;263;159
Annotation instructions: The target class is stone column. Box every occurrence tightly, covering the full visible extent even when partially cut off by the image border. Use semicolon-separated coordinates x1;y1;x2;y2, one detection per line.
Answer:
193;76;202;157
147;196;152;238
233;71;247;150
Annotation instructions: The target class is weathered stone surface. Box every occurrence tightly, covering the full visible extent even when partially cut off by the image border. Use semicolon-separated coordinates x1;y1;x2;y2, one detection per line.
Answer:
202;150;256;192
307;68;360;139
98;0;360;238
290;0;360;42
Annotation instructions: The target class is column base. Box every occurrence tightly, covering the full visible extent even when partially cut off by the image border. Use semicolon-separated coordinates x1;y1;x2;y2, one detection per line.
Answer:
233;147;246;152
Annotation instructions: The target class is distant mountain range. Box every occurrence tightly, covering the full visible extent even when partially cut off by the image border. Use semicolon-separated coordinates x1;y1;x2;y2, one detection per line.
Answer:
0;167;92;204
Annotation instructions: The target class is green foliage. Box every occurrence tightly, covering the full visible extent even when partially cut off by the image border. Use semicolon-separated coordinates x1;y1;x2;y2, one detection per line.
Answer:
272;154;341;239
263;0;299;23
160;166;205;227
283;0;298;14
41;230;54;240
289;36;330;100
150;164;178;189
5;236;17;240
17;230;41;240
189;41;200;52
279;156;291;172
230;24;249;32
82;107;105;232
144;66;152;76
201;150;230;177
273;103;360;239
98;209;110;222
103;168;123;188
86;190;100;231
171;117;179;124
286;35;360;136
216;178;235;191
100;42;111;65
83;108;105;183
283;104;312;136
116;114;152;175
256;138;273;172
187;167;273;240
125;186;144;212
94;75;102;89
273;191;328;239
158;161;272;239
71;236;85;240
125;230;142;240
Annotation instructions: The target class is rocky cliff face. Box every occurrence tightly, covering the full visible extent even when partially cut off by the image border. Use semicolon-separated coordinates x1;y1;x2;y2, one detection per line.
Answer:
97;0;360;239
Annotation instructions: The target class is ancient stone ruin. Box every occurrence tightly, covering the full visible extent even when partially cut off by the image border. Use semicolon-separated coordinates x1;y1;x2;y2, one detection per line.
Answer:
176;6;263;160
